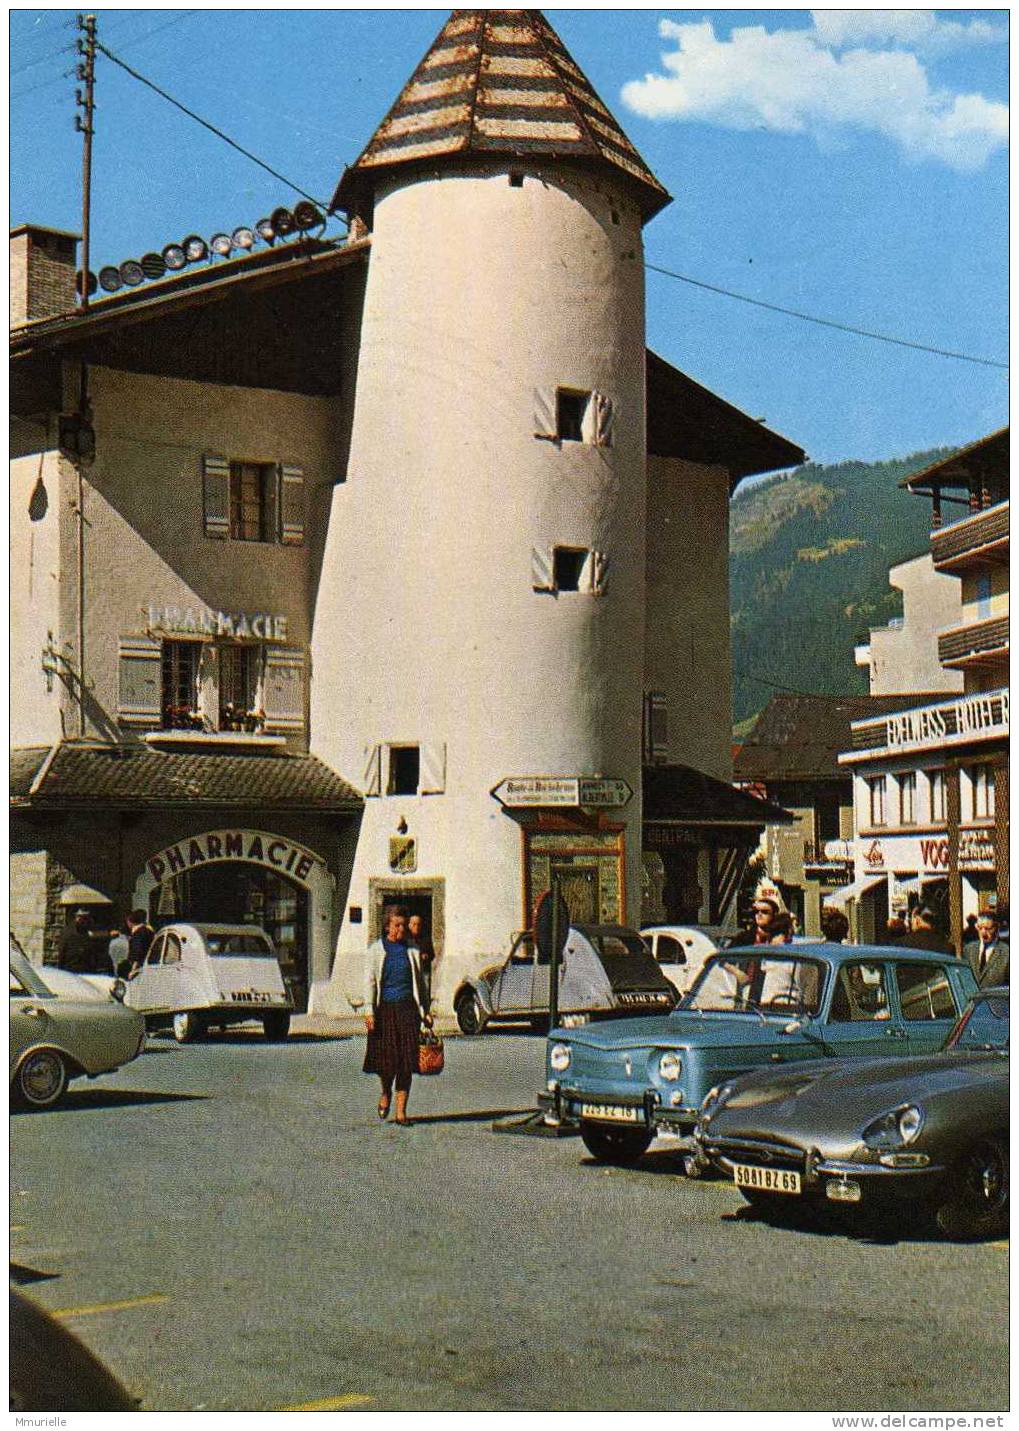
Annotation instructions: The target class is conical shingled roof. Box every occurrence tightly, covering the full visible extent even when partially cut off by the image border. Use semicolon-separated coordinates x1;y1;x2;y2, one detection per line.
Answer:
332;10;670;220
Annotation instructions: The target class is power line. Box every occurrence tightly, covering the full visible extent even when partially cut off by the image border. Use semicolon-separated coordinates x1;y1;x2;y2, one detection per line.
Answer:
10;40;74;77
11;13;202;103
646;261;1008;371
95;40;333;213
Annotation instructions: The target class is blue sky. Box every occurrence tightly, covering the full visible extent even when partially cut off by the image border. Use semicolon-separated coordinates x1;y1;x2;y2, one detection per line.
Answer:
10;8;1009;465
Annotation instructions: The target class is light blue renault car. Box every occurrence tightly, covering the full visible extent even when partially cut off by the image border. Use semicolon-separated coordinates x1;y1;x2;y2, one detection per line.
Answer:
540;943;978;1166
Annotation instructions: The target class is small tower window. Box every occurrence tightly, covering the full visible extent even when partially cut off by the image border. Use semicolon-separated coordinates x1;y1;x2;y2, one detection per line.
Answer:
389;745;420;795
556;389;590;443
509;172;525;188
553;547;588;592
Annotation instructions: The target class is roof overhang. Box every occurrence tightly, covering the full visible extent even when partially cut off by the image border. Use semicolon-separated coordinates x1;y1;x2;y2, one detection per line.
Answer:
901;427;1009;495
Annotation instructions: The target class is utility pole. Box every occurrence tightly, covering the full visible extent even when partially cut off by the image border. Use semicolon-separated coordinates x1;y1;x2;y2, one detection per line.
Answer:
75;13;96;310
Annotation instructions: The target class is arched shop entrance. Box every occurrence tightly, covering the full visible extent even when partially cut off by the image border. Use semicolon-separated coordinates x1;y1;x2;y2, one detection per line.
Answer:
133;829;336;1013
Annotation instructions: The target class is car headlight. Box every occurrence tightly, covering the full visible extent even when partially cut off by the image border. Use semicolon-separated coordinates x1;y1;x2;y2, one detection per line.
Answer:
700;1081;736;1116
658;1050;682;1082
862;1104;925;1150
549;1043;572;1073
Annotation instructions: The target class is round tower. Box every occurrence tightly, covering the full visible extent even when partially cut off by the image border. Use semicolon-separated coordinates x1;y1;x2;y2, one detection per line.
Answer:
311;10;671;1014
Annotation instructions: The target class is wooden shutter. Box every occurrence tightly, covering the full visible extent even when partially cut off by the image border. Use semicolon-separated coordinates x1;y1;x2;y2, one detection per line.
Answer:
589;550;610;595
532;388;557;440
531;546;555;591
420;742;446;795
197;645;218;728
202;455;230;539
118;637;162;727
362;744;381;797
593;393;615;448
279;464;305;545
262;648;305;733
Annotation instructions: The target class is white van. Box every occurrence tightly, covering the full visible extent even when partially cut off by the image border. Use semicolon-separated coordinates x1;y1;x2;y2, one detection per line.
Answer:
125;923;292;1043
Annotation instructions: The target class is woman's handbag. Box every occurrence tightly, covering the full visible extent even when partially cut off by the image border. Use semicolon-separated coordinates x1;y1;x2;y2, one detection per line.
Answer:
417;1030;444;1076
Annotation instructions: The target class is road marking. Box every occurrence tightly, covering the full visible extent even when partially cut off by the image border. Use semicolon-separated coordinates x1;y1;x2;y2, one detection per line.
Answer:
52;1293;169;1319
280;1394;375;1411
989;1240;1009;1251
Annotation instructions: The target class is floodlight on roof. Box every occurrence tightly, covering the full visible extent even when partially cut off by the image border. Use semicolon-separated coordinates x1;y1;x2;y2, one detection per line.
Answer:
292;201;322;231
162;243;187;271
182;234;208;263
270;207;295;238
76;270;98;297
98;266;123;293
255;217;275;245
231;226;255;251
119;259;145;287
210;232;233;257
140;252;166;280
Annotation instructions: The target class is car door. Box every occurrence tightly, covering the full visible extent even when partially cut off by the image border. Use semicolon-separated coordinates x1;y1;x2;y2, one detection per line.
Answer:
824;959;909;1058
130;931;183;1012
652;933;688;993
10;967;56;1072
891;960;964;1055
490;934;536;1013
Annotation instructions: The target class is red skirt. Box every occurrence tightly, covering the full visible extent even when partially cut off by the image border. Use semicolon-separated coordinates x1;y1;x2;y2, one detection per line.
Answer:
363;999;420;1082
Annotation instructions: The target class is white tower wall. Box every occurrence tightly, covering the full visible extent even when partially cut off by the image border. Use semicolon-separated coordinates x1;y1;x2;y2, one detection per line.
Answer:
312;163;648;1013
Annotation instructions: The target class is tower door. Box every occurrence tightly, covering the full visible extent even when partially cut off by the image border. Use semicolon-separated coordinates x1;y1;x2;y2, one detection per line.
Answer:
552;864;598;925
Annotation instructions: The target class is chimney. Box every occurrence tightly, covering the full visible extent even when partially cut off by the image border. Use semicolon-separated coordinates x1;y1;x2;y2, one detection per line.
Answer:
10;224;80;327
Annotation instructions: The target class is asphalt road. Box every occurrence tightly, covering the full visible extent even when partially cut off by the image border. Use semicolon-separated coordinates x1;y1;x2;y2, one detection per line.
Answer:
10;1026;1009;1413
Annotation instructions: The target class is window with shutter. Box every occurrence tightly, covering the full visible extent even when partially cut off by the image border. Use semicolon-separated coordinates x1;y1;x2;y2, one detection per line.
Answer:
593;393;615;448
644;692;668;763
118;637;162;727
533;387;557;440
531;546;555;592
262;648;305;733
420;742;446;794
202;455;230;539
279;464;305;545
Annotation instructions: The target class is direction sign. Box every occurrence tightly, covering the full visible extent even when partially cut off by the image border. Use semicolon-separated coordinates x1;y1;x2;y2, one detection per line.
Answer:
578;778;632;808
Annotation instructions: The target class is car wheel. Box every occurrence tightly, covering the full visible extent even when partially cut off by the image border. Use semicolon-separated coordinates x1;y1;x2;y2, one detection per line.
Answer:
455;990;485;1036
172;1010;204;1044
262;1012;291;1041
15;1048;69;1109
934;1136;1009;1240
580;1122;653;1166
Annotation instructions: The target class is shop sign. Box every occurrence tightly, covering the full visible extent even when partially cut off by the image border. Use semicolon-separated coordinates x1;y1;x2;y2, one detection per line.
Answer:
861;832;995;875
644;825;700;851
389;837;417;874
823;839;854;863
863;839;885;870
959;829;995;868
146;829;321;886
147;604;289;642
882;691;1008;754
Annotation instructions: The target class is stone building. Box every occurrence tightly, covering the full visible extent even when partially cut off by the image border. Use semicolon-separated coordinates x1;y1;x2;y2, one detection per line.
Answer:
10;10;802;1013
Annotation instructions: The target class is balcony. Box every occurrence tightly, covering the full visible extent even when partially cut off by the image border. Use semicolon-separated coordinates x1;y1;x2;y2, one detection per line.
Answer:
931;501;1009;573
938;615;1009;670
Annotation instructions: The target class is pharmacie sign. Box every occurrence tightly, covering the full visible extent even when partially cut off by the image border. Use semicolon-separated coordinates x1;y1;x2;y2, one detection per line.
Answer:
885;691;1009;753
147;604;289;641
146;830;322;886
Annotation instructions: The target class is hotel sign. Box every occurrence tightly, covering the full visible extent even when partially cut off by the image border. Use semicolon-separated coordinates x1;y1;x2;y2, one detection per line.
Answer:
147;604;289;642
883;692;1008;754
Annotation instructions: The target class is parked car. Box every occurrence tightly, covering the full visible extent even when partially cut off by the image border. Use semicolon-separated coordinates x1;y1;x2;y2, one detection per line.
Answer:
640;925;726;996
10;948;146;1109
453;924;677;1035
10;1287;139;1411
541;943;978;1165
124;922;292;1042
695;988;1009;1239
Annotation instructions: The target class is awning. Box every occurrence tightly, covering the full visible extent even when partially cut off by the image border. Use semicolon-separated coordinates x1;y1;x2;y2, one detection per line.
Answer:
823;873;885;909
643;763;793;826
57;883;113;906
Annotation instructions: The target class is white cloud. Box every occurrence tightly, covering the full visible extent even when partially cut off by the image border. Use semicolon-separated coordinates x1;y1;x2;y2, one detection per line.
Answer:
621;16;1008;171
811;10;1007;51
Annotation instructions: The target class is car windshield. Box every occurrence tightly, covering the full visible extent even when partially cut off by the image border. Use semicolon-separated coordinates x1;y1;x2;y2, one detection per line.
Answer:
205;933;274;958
945;994;1009;1051
684;955;825;1016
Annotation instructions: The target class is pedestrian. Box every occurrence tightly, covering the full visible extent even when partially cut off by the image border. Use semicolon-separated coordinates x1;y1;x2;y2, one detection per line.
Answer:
738;897;782;946
407;913;436;1009
964;913;980;945
57;909;108;974
884;916;908;943
820;908;850;943
964;910;1009;988
108;917;131;979
125;909;155;977
768;911;795;945
362;906;431;1125
901;907;954;956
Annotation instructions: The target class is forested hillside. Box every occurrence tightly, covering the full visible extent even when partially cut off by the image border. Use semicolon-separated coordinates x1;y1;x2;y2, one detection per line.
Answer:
730;449;953;726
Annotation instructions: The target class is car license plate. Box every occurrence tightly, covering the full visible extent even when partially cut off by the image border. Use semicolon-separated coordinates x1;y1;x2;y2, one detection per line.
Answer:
581;1103;643;1124
732;1163;801;1195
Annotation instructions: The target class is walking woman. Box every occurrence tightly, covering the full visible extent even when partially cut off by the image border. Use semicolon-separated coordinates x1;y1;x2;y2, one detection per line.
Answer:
363;906;431;1124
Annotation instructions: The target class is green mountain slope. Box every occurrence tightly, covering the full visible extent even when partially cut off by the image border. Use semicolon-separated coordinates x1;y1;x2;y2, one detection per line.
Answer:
730;449;953;725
